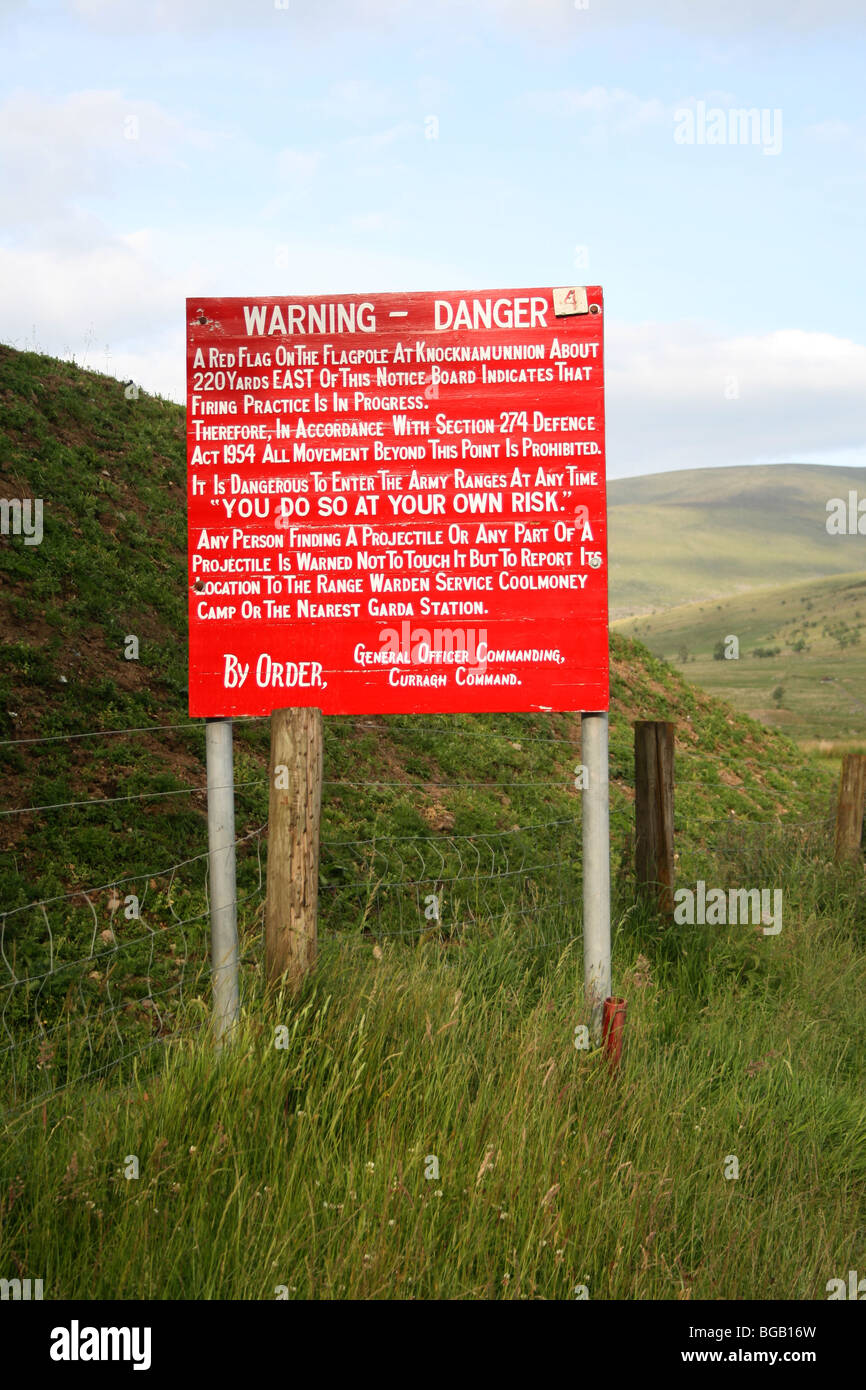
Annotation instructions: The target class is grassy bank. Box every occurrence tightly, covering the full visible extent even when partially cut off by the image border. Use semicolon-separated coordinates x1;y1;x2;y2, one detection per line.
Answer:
3;826;865;1299
1;345;863;1300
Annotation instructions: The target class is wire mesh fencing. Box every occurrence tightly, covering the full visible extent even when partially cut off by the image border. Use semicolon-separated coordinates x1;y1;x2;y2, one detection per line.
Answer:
0;714;843;1120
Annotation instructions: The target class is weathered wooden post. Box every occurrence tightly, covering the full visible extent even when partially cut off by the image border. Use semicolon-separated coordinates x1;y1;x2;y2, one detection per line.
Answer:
265;707;324;991
634;720;675;915
834;753;866;863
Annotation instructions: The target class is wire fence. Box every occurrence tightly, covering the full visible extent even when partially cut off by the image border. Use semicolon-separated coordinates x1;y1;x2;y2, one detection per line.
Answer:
0;713;844;1120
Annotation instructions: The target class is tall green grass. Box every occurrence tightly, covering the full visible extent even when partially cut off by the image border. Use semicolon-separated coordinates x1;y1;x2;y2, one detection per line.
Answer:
3;826;863;1301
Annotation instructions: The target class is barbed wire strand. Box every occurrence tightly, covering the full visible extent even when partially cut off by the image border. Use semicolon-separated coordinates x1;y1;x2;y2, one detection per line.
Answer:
0;822;268;923
0;717;269;748
0;778;268;819
0;799;839;1116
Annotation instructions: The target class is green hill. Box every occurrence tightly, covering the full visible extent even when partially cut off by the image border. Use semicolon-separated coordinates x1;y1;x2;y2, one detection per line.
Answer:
0;343;837;911
1;344;863;1302
608;463;866;619
616;570;866;744
0;343;839;924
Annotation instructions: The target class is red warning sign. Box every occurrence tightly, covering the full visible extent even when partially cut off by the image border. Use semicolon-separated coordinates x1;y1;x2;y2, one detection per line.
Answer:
186;286;608;717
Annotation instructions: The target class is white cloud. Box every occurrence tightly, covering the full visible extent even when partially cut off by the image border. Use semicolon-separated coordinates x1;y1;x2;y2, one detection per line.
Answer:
1;225;465;401
0;240;186;349
804;118;866;152
66;0;866;35
0;89;214;229
607;322;866;475
525;85;668;134
58;332;187;404
349;210;390;231
806;119;852;141
275;148;321;178
4;236;862;474
340;121;419;153
299;79;394;126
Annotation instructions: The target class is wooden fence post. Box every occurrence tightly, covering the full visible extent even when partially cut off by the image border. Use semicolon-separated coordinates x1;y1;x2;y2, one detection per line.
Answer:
834;753;866;863
266;707;324;991
634;720;675;915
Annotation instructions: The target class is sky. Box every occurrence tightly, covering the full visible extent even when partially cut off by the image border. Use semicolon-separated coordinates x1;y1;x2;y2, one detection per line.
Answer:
1;0;864;479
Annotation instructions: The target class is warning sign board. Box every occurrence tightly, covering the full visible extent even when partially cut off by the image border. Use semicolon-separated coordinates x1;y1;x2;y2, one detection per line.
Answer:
186;286;608;717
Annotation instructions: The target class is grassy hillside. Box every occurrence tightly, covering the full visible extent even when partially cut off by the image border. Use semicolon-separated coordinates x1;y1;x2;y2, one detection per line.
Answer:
617;571;866;744
608;463;866;618
1;345;863;1301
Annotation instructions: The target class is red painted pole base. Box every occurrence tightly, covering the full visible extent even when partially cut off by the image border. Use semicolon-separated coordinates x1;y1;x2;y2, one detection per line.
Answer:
602;996;627;1072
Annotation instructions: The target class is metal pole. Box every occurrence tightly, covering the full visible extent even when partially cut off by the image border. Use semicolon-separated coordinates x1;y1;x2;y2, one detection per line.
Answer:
206;717;239;1048
582;710;611;1044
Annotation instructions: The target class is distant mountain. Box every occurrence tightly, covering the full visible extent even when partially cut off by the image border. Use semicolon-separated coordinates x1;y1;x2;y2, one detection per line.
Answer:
608;463;866;618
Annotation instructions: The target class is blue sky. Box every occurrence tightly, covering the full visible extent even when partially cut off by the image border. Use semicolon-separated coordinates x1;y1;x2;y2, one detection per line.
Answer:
1;0;864;478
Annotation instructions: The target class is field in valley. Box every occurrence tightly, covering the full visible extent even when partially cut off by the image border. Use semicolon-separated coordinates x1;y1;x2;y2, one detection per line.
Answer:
616;570;866;747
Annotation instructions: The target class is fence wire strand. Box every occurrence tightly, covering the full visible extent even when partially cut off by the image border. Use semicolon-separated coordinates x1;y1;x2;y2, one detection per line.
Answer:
0;711;845;1121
